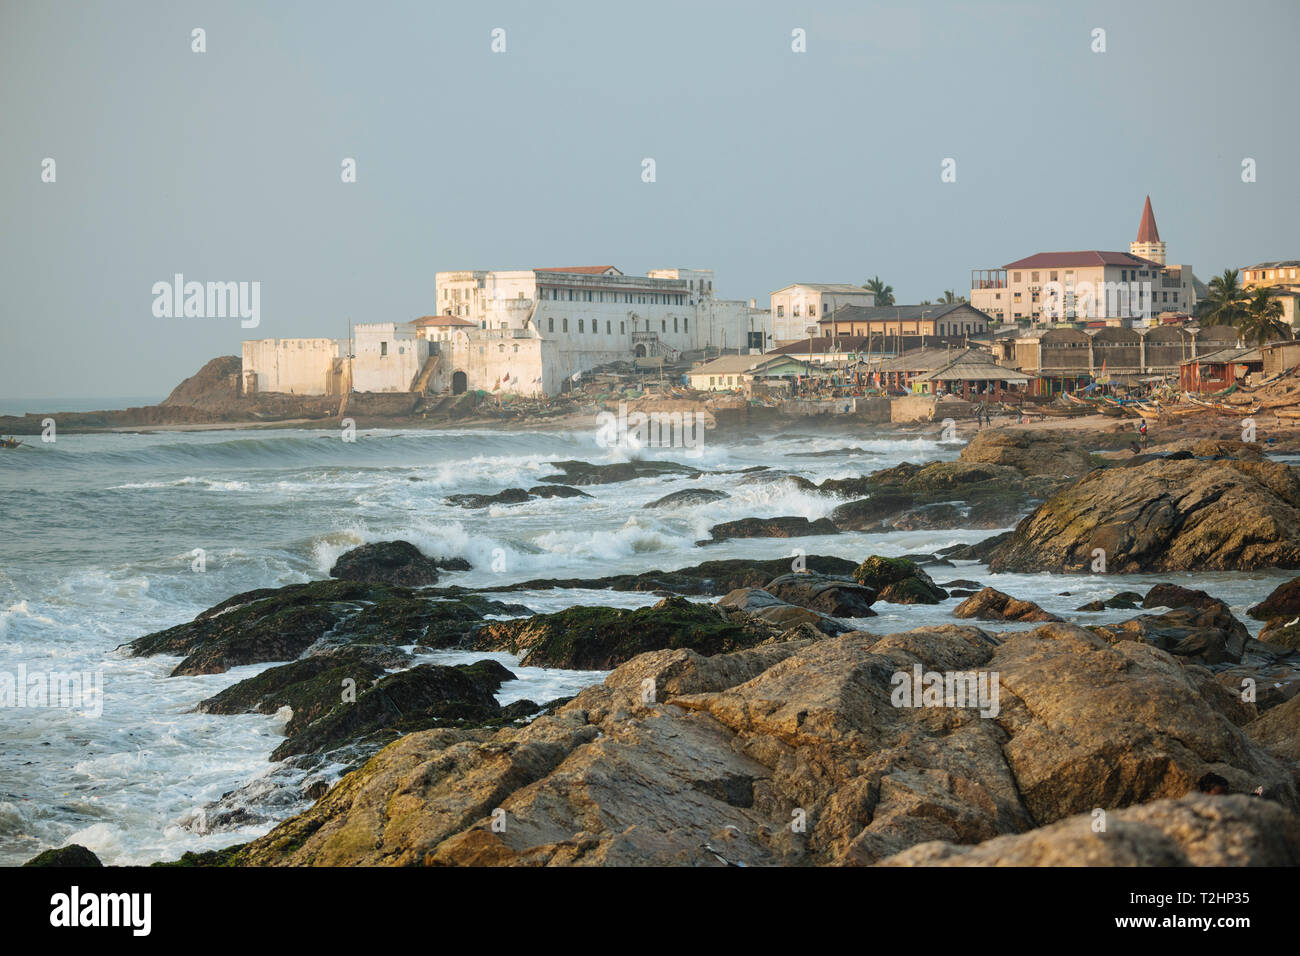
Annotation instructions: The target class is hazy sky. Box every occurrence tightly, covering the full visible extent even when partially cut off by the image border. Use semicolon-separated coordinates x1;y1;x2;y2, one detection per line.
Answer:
2;0;1297;400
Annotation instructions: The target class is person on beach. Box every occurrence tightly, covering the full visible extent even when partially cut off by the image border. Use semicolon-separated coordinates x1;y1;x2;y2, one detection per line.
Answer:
1139;420;1148;448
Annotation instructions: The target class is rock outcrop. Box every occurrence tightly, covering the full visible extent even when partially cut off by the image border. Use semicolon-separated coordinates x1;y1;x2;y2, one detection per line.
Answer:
881;794;1300;866
953;587;1061;623
762;571;877;618
329;540;468;586
987;456;1300;573
705;516;839;542
218;621;1296;866
958;428;1096;478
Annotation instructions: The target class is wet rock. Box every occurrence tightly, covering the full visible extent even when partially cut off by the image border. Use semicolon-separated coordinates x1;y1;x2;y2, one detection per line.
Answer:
329;540;466;586
124;581;528;676
987;457;1300;573
1089;603;1251;666
1247;576;1300;647
527;485;592;499
880;794;1300;866
643;488;730;509
1143;583;1229;612
445;488;533;508
22;844;102;867
472;595;788;669
717;588;852;633
537;460;702;485
953;588;1061;623
705;516;839;543
852;556;947;604
828;492;915;530
762;571;877;618
939;532;1013;563
271;660;517;762
471;556;860;598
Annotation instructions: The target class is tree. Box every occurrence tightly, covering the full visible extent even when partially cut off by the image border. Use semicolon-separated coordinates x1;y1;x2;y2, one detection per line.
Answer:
864;276;895;306
938;289;968;304
919;299;933;305
1237;287;1290;346
1195;269;1251;328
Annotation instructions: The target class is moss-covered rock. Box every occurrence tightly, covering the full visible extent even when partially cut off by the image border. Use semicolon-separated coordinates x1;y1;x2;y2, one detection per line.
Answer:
22;844;102;867
852;556;948;604
123;580;530;676
474;595;784;669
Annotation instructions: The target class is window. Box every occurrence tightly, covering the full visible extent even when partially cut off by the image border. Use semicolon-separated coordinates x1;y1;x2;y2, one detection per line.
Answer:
620;321;625;334
777;305;785;317
606;320;611;334
660;319;666;332
673;317;678;332
380;341;388;356
793;305;801;317
547;317;554;332
563;318;569;332
683;317;688;332
578;319;584;333
1013;272;1021;282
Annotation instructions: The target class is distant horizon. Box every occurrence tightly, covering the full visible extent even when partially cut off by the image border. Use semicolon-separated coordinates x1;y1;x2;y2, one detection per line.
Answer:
4;0;1296;398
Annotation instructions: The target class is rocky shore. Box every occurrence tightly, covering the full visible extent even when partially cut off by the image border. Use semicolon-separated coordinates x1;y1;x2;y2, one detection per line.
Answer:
28;423;1300;868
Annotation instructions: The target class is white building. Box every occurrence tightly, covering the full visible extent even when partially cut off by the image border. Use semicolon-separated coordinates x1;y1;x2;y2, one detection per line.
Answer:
351;321;431;393
770;284;877;343
241;337;348;395
429;265;772;395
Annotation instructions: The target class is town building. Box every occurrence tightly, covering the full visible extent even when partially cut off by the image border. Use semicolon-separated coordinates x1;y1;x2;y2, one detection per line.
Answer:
770;283;875;342
820;303;991;339
351;322;431;393
970;197;1202;325
1180;347;1263;393
1240;260;1300;329
686;354;812;391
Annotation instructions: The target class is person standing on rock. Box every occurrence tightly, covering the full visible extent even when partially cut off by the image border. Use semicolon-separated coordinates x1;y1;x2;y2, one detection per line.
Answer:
1139;419;1148;449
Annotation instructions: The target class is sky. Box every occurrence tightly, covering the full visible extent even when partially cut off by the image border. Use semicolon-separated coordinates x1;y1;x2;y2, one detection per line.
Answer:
2;0;1297;400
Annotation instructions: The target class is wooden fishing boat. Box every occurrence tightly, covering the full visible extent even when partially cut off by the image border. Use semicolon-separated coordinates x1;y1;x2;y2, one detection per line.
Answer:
0;437;23;449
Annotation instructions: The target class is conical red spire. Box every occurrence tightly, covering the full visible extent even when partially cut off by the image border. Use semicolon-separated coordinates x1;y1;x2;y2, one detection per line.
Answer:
1136;195;1160;243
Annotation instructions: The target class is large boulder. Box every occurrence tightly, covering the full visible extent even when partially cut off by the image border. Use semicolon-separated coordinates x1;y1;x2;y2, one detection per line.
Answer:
1247;576;1300;647
224;621;1297;866
953;587;1061;623
959;429;1096;478
1089;605;1251;666
852;556;947;604
716;588;852;634
329;540;466;586
705;516;839;542
762;572;877;617
644;489;730;509
987;457;1300;573
22;845;103;867
881;794;1300;866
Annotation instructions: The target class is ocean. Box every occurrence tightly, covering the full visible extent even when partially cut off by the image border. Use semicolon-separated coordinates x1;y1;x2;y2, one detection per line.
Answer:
0;424;1290;865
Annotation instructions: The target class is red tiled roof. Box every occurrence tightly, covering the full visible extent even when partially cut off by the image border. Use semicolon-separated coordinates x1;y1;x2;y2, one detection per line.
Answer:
1004;251;1164;270
534;266;621;275
414;315;475;327
1136;195;1160;243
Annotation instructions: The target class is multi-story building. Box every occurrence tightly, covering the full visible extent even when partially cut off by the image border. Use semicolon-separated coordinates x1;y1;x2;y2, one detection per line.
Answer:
770;283;876;342
429;266;772;395
971;197;1201;325
1240;260;1300;329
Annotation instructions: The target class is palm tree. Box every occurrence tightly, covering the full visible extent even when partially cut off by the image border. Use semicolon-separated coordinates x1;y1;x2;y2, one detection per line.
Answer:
919;299;933;306
864;276;894;306
937;289;968;304
1195;269;1251;328
1237;287;1290;346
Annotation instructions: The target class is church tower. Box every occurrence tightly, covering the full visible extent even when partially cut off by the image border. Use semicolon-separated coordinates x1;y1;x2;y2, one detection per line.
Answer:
1130;195;1166;265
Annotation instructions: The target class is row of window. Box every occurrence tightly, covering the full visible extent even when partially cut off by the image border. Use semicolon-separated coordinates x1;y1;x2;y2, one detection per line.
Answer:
543;316;689;335
540;287;687;305
774;302;832;318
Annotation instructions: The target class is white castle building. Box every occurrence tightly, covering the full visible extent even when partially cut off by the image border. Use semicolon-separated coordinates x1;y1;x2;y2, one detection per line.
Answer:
240;265;773;397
